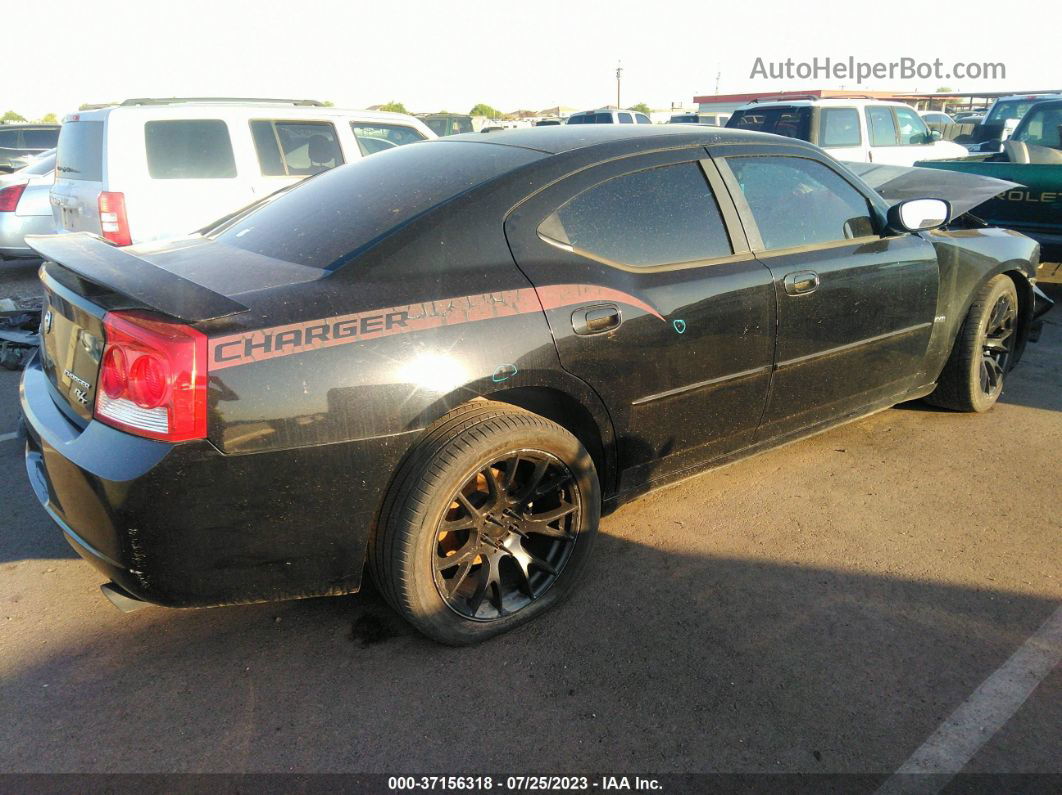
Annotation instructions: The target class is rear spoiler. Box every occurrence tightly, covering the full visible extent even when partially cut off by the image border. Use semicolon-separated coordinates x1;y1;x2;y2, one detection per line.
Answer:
25;233;248;323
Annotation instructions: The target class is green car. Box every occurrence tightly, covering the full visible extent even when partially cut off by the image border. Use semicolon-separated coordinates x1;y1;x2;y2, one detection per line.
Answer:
917;100;1062;261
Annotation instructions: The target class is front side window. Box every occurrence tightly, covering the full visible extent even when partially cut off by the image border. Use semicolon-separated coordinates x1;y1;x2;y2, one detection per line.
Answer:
618;113;633;124
727;156;875;250
895;106;931;145
250;120;343;177
866;107;899;146
818;108;861;147
350;123;427;156
145;120;236;179
538;162;732;268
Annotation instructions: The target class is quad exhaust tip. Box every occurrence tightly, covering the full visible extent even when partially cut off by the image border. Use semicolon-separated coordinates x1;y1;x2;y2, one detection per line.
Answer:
100;582;149;613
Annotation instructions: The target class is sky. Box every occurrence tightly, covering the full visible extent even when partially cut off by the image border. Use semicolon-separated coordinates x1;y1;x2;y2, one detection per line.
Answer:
7;0;1060;120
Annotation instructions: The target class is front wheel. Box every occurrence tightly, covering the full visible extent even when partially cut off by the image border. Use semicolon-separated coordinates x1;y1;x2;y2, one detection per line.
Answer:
927;274;1019;412
370;402;600;645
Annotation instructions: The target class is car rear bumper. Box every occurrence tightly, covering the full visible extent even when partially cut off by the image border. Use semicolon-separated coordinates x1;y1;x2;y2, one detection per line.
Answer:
20;353;400;608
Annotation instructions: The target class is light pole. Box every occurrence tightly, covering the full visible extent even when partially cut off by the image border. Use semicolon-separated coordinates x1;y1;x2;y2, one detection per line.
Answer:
616;62;623;109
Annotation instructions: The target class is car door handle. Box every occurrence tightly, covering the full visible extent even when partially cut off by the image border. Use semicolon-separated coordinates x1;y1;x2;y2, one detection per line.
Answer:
572;304;622;335
784;271;820;296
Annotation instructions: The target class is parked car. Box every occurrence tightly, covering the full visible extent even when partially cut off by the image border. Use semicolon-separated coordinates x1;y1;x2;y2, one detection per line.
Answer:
533;119;563;127
918;99;1062;260
726;98;969;165
669;112;730;126
0;150;56;259
965;93;1062;153
50;98;435;246
22;125;1050;644
567;108;652;124
0;123;60;173
920;111;956;126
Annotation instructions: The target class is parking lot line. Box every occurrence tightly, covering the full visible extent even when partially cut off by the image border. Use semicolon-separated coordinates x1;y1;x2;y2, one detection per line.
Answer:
878;604;1062;793
0;431;18;443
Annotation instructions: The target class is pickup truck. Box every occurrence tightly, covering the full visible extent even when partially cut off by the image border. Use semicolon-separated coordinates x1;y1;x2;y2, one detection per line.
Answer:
917;99;1062;261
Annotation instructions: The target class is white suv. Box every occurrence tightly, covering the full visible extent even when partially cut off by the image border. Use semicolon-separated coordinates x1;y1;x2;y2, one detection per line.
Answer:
567;108;653;125
50;98;435;246
726;98;968;165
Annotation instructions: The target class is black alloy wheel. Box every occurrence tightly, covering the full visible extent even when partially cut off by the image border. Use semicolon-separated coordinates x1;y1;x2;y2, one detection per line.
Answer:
433;451;581;621
978;292;1017;398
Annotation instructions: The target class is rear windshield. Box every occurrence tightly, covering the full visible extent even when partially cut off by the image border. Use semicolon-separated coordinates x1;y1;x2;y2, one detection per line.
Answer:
209;140;542;270
145;119;237;179
726;107;812;141
985;99;1045;125
56;121;104;181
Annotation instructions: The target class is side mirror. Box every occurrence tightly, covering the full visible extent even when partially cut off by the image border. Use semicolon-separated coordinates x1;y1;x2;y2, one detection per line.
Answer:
888;198;951;233
930;130;943;142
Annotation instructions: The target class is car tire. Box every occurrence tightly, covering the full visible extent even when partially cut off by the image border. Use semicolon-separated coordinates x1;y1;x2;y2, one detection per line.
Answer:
370;401;600;645
926;274;1019;412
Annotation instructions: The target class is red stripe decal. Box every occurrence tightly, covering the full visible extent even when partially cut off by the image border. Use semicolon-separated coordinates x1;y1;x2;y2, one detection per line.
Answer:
208;284;662;370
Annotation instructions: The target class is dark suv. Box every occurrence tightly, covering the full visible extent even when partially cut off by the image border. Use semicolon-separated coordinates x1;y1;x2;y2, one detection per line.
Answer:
0;124;60;172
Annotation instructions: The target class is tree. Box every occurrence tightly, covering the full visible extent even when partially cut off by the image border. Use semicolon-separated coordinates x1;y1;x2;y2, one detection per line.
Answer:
377;101;408;113
1;110;27;123
627;103;652;115
469;103;500;118
321;100;334;107
40;113;58;123
935;86;953;93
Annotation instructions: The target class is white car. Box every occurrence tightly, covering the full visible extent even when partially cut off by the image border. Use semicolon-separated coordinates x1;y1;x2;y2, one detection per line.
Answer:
50;98;436;246
725;98;969;165
567;108;653;125
920;111;956;126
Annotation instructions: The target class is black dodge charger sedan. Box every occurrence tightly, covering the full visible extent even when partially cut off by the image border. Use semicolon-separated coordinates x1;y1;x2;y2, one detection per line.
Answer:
21;126;1052;644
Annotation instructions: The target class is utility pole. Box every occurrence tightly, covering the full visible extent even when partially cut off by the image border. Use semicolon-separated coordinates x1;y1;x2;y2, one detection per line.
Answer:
616;61;623;109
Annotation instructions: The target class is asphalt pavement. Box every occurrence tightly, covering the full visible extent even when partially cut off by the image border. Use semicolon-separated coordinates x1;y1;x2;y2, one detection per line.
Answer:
0;259;1059;781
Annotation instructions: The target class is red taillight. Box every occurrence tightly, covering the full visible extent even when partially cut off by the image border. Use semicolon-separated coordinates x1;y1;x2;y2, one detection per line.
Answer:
98;191;132;246
95;311;208;442
0;183;27;213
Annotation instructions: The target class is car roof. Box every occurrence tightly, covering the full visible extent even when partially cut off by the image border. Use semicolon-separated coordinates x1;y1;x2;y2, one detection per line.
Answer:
65;103;423;125
437;124;797;155
0;123;60;129
735;98;912;110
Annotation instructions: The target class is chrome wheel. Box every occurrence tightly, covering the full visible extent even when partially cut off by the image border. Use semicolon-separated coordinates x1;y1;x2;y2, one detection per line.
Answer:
432;450;581;621
979;293;1016;397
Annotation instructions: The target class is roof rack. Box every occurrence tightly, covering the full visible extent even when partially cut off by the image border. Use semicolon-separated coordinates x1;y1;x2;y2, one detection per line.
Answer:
119;97;325;107
746;94;879;104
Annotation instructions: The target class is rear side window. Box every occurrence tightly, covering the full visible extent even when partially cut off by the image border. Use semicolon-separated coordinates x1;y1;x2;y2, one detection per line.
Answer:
636;114;652;124
250;120;343;176
727;156;875;250
145;120;236;179
22;129;59;148
618;113;633;124
538;162;733;268
55;121;104;181
819;108;861;147
866;107;899;146
350;123;426;156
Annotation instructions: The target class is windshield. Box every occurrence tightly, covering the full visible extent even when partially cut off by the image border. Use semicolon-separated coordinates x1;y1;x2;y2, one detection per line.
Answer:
210;141;542;270
1013;105;1062;149
726;107;812;141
